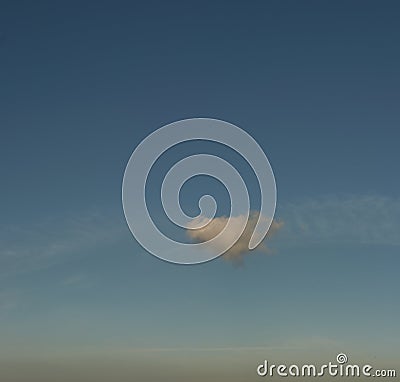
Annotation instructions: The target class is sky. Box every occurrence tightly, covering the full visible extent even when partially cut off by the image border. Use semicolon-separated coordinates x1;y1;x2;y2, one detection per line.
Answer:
0;1;399;381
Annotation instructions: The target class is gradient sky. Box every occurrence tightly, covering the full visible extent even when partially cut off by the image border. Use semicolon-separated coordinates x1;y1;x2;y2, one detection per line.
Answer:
1;1;399;381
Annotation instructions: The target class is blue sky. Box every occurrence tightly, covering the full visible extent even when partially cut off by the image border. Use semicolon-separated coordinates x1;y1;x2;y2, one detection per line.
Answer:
0;1;399;381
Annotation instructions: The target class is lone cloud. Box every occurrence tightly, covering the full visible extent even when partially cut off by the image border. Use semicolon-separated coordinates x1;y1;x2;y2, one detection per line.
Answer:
186;211;283;263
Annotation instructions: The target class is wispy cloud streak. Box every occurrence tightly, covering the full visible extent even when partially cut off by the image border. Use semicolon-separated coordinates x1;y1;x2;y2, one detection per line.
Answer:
277;195;400;247
0;211;124;278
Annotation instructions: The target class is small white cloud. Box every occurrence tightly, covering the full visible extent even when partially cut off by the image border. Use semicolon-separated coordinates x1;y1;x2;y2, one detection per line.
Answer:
186;211;283;263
